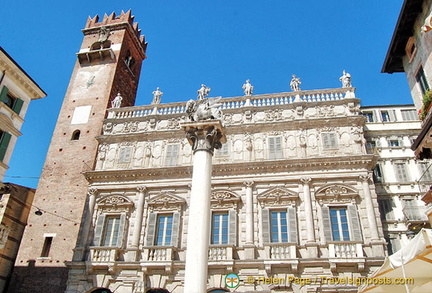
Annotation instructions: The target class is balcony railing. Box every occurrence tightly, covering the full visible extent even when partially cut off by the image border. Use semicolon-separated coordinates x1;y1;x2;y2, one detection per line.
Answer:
264;243;297;259
328;242;363;258
208;245;234;260
89;247;119;262
106;88;355;120
142;246;176;262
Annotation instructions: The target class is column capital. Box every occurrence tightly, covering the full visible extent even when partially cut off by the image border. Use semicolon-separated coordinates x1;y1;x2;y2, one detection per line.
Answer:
181;120;226;154
300;177;312;185
243;181;255;188
88;187;98;196
359;174;372;182
137;185;147;193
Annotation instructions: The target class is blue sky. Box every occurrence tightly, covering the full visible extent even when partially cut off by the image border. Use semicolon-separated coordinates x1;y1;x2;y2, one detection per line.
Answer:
1;0;410;188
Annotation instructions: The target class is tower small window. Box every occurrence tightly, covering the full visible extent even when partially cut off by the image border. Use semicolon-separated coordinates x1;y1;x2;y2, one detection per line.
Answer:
71;130;80;141
124;50;135;69
41;237;53;257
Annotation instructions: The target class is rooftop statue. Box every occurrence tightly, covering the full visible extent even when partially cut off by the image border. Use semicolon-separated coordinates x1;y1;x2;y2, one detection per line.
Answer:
186;95;223;122
242;79;254;96
111;93;123;108
197;84;211;100
151;87;163;104
290;74;301;92
339;70;352;88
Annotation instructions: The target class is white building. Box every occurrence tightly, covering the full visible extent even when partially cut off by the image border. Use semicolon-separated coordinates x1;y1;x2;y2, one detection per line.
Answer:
362;104;430;254
64;87;394;293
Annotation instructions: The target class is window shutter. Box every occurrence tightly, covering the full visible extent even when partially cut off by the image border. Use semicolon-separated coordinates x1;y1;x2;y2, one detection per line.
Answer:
268;137;275;159
146;213;157;246
287;207;298;243
321;206;332;242
0;86;8;104
93;214;106;246
228;210;237;245
166;144;179;166
261;208;270;244
0;132;11;162
322;133;330;149
171;212;180;247
116;213;127;248
12;98;24;115
389;110;396;122
347;205;362;242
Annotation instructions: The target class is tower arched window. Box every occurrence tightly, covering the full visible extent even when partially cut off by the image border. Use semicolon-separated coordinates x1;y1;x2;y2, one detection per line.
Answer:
124;50;135;69
71;130;81;141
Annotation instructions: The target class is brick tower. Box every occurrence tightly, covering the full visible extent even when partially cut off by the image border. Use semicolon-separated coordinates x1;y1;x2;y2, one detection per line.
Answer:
9;11;147;292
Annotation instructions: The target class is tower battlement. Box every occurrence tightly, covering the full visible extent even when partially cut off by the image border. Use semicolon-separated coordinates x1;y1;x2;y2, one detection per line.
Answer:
85;10;146;45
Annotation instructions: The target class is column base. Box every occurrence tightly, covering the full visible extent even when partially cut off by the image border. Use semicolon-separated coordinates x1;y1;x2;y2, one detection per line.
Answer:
243;245;255;259
305;242;319;258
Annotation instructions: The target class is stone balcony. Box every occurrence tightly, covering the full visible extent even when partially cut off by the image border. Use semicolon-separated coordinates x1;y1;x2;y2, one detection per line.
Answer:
264;243;297;259
328;242;365;272
142;246;176;262
208;245;234;261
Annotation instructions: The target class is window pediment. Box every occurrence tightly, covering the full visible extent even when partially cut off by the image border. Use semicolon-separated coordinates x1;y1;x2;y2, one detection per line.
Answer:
211;190;241;209
315;184;358;204
258;187;298;207
96;194;134;212
148;193;185;212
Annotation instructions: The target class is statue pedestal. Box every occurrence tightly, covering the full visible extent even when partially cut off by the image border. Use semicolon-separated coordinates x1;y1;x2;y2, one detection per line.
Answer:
181;120;226;293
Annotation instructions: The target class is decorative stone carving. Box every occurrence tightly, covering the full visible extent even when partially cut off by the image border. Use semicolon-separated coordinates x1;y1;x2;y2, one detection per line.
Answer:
211;190;241;208
103;122;113;134
151;87;163;105
359;174;372;182
97;194;134;212
300;177;312;185
123;121;138;133
265;109;283;121
88;188;98;196
290;74;301;92
243;181;254;188
197;84;211;100
98;26;110;43
258;187;298;207
315;184;358;204
242;79;254;96
111;93;123;108
167;118;181;130
186;97;222;122
339;70;352;88
147;193;186;212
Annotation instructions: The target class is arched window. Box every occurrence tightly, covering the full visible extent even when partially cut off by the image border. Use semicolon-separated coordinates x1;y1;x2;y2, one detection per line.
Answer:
71;130;81;141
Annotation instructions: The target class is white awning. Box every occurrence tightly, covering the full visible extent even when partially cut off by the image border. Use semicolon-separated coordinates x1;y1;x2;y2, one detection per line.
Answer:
359;229;432;293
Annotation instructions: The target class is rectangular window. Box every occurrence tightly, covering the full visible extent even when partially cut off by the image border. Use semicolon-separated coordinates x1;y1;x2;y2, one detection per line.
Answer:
373;164;384;183
330;208;350;241
401;109;417;121
101;215;121;246
118;147;132;163
40;237;53;257
418;162;432;182
268;136;283;160
378;199;395;221
388;139;400;147
211;213;228;245
381;111;390;122
270;211;288;243
156;214;173;246
394;163;410;182
165;144;180;166
215;142;229;157
322;133;338;149
363;112;374;122
416;66;429;95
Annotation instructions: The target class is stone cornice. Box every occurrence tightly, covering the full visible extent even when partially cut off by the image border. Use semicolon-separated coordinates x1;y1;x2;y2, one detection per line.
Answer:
84;154;377;184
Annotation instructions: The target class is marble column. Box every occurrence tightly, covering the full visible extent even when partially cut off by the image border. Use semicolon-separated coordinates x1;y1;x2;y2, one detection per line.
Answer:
360;175;379;241
301;177;318;258
127;186;147;261
181;120;226;293
244;181;255;259
73;187;97;261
